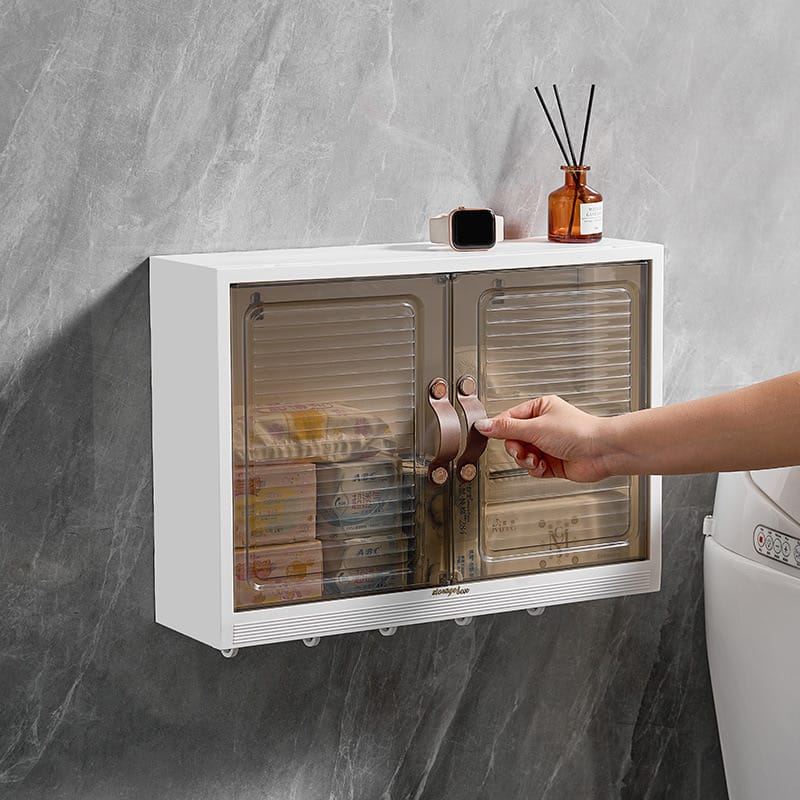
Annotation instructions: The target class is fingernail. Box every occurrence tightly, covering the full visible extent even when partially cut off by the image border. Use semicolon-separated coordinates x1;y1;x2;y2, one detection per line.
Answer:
473;418;492;432
523;455;537;469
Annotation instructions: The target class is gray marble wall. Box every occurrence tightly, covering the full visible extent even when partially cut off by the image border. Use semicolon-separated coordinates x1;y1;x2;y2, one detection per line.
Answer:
2;1;798;798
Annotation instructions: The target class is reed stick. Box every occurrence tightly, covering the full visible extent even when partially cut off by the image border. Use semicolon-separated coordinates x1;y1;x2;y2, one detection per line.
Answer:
533;86;571;167
553;84;577;167
578;84;595;167
567;84;596;240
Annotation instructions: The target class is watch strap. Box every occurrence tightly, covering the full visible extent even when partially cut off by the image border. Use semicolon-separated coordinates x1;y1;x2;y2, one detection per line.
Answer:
429;213;450;244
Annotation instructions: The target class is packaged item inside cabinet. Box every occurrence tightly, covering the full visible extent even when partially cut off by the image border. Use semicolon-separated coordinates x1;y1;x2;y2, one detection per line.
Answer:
233;462;316;547
321;531;410;573
323;562;409;596
233;402;396;464
453;478;480;581
234;540;323;609
480;489;633;575
483;491;630;554
316;455;403;538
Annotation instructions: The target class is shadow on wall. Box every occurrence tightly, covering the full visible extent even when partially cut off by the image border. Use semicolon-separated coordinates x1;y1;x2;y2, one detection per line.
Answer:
0;261;465;797
0;262;155;784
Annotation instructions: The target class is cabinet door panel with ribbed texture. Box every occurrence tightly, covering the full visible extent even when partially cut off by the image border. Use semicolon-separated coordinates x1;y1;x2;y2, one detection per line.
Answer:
451;262;650;581
230;276;450;610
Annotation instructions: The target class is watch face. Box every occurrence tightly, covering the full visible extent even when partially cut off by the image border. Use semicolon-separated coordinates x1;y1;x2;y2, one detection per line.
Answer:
451;209;496;250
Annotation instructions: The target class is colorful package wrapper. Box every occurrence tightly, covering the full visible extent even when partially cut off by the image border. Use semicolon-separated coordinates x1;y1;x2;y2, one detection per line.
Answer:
233;462;316;548
321;531;410;573
323;564;408;597
234;540;323;609
233;402;396;464
316;456;403;538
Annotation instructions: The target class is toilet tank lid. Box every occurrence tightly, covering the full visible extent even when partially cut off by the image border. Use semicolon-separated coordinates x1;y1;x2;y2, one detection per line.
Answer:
749;466;800;527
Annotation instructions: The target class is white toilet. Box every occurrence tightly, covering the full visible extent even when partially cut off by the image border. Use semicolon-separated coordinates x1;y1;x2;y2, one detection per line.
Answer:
704;467;800;800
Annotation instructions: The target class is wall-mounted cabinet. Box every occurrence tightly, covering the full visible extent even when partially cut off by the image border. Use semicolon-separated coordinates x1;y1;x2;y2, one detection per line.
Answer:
149;238;663;651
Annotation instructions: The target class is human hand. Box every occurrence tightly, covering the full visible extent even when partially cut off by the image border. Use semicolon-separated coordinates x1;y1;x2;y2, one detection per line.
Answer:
473;395;615;483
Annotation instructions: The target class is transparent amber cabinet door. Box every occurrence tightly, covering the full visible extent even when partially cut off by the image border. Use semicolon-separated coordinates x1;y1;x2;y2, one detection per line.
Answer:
229;275;450;610
451;262;650;581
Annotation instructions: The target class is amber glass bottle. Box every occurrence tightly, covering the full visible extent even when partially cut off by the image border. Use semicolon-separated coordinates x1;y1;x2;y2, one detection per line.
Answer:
548;165;603;243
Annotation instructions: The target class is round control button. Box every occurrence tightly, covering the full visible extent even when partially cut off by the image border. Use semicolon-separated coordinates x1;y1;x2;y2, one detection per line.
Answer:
783;542;790;557
757;532;765;546
766;536;773;550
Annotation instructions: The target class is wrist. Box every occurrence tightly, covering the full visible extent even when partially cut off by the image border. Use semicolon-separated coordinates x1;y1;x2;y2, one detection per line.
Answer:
595;413;635;477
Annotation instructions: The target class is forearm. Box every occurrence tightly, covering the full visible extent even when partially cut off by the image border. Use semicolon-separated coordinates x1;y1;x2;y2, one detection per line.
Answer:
602;372;800;475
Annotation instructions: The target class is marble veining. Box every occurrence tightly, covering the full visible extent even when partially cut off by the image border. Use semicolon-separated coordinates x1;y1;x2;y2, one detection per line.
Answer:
3;0;800;797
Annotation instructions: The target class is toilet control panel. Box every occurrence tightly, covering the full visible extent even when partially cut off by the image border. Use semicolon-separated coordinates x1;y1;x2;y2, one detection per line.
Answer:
753;525;800;569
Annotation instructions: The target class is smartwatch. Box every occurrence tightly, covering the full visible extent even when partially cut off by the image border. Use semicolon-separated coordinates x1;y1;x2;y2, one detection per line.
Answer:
429;207;505;251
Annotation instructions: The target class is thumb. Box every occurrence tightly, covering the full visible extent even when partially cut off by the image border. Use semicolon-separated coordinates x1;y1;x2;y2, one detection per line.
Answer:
473;415;537;442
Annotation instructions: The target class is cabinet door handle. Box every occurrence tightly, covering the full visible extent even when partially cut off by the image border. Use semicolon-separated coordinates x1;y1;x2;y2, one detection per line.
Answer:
427;378;460;485
456;375;488;482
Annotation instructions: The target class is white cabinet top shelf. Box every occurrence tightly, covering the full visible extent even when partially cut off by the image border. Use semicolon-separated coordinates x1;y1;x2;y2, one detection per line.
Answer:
152;238;663;283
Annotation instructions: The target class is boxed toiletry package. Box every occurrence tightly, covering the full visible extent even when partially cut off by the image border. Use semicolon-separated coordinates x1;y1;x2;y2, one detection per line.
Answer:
232;402;396;465
233;462;317;548
320;531;410;572
320;530;411;596
315;455;403;538
315;456;411;595
234;540;323;609
323;562;409;596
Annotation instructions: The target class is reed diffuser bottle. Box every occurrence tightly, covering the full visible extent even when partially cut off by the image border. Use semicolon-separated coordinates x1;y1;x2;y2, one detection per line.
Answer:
548;165;602;243
534;83;602;243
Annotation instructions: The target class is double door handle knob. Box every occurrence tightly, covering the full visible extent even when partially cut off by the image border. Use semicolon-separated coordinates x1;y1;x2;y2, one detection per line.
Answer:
456;375;488;482
427;378;461;485
427;375;489;485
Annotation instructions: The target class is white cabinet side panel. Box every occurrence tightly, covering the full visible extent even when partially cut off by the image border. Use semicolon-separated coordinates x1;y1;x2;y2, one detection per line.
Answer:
150;259;224;647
